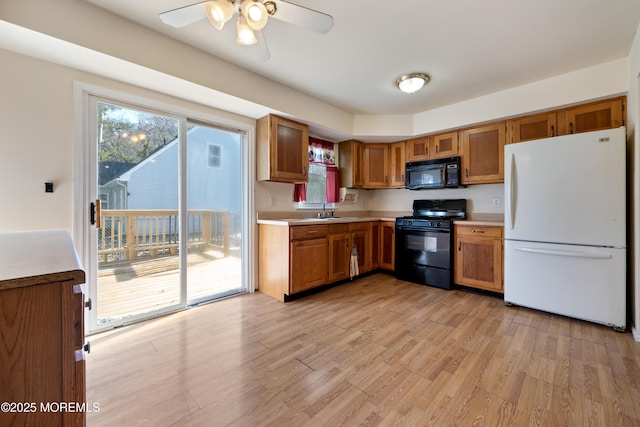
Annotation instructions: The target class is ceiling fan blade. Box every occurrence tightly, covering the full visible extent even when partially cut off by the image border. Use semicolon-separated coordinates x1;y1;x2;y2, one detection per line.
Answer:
269;0;333;34
159;1;207;28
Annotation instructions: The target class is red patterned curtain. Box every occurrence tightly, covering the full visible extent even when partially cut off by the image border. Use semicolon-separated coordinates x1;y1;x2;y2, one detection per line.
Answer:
326;165;339;203
292;138;338;202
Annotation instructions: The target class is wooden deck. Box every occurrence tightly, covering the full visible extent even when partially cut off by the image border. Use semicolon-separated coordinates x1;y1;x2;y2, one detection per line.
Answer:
97;249;242;323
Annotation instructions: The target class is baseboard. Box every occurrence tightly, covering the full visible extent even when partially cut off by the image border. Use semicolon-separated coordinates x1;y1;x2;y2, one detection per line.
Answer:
632;325;640;342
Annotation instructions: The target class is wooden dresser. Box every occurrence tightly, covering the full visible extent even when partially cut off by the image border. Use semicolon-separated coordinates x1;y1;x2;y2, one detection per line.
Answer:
0;229;86;427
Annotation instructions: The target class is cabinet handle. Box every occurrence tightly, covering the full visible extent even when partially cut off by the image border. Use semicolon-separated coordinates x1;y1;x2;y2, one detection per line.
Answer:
401;174;404;182
458;241;461;251
435;145;439;155
307;230;318;234
472;229;485;233
550;125;555;137
569;123;574;134
465;168;469;178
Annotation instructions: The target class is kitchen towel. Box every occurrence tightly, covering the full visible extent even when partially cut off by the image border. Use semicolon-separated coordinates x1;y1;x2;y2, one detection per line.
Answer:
350;244;359;279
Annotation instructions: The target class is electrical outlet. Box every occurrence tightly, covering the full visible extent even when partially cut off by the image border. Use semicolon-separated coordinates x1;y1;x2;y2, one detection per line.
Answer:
492;197;501;208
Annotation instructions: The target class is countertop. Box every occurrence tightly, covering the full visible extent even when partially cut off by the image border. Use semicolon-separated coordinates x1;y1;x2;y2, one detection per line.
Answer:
258;216;394;226
0;229;85;291
454;213;504;227
257;212;504;227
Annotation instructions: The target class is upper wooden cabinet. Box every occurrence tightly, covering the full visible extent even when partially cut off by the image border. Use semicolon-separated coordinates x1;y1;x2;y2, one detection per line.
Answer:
406;136;430;162
406;132;458;162
339;140;365;188
508;97;626;144
508;112;558;144
461;122;506;184
564;97;625;135
364;144;390;188
257;114;309;183
389;141;406;188
431;131;459;158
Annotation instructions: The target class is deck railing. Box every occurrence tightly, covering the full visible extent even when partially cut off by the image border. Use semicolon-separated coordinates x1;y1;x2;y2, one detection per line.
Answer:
98;209;231;263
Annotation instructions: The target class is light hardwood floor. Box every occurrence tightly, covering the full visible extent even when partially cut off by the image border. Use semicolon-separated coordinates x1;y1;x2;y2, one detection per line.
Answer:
86;273;640;426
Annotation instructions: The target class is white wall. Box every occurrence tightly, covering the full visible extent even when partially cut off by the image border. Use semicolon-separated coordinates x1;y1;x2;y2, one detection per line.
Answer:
0;48;253;232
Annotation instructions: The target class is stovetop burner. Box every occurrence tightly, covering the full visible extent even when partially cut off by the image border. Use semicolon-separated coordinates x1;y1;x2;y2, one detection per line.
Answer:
399;199;467;223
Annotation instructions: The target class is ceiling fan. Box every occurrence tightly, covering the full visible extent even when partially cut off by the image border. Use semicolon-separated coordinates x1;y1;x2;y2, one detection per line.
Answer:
159;0;333;60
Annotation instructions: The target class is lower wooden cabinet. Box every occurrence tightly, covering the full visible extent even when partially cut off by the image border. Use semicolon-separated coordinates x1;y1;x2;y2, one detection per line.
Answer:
0;230;87;427
454;224;503;292
328;226;350;283
259;222;380;301
291;235;328;293
379;221;395;271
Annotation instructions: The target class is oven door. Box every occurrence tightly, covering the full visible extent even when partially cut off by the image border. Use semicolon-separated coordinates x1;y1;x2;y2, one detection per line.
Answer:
395;225;453;289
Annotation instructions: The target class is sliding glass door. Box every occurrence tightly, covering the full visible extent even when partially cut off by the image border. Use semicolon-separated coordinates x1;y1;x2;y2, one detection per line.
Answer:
185;121;244;304
84;96;247;332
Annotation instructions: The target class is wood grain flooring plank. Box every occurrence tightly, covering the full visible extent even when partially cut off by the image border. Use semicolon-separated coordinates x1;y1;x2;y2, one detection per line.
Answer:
85;273;640;426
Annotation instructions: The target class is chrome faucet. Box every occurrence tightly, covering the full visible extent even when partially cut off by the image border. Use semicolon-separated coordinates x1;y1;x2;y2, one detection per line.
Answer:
317;203;329;218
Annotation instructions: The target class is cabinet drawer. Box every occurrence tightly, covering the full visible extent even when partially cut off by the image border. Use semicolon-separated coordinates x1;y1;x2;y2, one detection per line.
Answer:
455;225;502;238
348;222;370;232
329;223;349;233
291;225;329;240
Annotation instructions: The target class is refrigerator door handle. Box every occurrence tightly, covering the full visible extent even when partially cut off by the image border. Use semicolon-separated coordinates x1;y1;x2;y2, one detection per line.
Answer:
515;247;612;260
506;153;516;230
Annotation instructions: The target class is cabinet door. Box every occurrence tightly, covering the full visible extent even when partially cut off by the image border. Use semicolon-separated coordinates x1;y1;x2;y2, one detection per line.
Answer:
431;131;459;158
328;232;350;282
508;113;557;143
389;142;406;188
0;283;66;426
257;115;308;183
454;226;503;292
370;221;380;269
406;137;430;161
290;238;327;293
338;140;365;188
461;122;505;184
379;221;395;271
364;144;390;188
565;98;625;134
350;226;371;273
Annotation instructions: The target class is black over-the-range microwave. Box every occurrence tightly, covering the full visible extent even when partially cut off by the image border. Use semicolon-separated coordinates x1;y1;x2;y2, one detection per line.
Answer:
405;156;461;190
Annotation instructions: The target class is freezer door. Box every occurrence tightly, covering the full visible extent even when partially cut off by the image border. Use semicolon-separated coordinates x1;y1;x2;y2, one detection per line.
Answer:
504;240;626;329
504;127;626;248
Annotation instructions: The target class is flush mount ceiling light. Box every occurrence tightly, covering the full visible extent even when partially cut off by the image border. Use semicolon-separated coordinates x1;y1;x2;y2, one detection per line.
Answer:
395;73;430;94
160;0;333;59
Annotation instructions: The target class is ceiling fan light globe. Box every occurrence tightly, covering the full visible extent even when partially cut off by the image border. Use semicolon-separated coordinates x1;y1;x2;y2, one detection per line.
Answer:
205;0;233;30
236;16;258;45
241;0;268;30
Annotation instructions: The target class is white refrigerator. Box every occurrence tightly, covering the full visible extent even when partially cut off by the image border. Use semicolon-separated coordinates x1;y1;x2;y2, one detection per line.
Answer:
504;127;626;330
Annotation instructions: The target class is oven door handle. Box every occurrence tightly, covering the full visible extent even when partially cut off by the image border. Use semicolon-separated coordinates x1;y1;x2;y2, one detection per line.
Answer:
396;226;450;233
